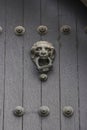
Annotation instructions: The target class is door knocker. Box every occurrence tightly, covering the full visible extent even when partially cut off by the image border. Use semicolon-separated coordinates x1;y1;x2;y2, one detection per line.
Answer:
30;41;55;81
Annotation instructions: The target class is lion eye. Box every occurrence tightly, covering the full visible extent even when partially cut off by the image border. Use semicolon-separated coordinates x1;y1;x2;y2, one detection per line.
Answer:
36;47;42;51
45;47;51;51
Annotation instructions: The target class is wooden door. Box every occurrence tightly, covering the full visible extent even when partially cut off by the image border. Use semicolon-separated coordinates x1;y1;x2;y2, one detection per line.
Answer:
0;0;87;130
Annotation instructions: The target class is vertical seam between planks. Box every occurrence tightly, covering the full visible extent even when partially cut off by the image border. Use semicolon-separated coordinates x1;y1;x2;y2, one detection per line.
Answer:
3;0;7;129
59;38;61;130
22;0;24;130
58;0;62;129
40;1;42;130
76;12;80;130
40;0;42;25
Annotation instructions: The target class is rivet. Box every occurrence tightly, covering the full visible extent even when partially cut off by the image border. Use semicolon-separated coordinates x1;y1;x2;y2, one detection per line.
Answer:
60;25;71;34
63;106;74;118
37;25;48;35
39;106;50;117
40;74;48;81
14;26;25;36
13;106;25;117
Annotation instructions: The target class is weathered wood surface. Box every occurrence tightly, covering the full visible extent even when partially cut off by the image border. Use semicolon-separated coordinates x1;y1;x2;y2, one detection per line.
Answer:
77;2;87;130
0;0;5;130
41;0;60;130
4;0;23;130
23;0;41;130
0;0;86;130
59;0;79;129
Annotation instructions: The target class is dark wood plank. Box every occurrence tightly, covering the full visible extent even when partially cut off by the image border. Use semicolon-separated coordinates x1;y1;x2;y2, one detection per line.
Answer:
41;0;60;130
59;0;76;16
77;4;87;130
59;0;79;129
4;0;24;129
23;0;41;130
59;15;79;130
0;0;6;130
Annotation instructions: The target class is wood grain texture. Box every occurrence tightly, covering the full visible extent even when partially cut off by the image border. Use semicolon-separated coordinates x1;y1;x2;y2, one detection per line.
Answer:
77;4;87;130
0;0;86;130
41;1;60;130
59;0;79;129
59;15;79;130
23;0;41;130
0;0;6;130
59;0;76;16
4;0;24;130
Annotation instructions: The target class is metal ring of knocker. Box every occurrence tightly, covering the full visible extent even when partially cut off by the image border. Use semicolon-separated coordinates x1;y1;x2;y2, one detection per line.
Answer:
14;26;25;36
63;106;74;118
13;106;25;117
38;106;50;117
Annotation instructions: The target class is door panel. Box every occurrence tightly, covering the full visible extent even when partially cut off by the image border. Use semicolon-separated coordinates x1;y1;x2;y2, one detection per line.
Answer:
0;0;86;130
59;15;79;130
23;0;41;130
59;0;79;129
0;0;5;130
41;1;60;130
77;3;87;130
4;0;23;130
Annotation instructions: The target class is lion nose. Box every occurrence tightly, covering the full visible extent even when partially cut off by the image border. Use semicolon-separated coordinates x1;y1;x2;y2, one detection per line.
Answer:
41;51;47;56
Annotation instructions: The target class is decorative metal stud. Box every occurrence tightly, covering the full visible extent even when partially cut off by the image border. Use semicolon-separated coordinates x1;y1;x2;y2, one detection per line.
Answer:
37;25;48;35
0;26;3;33
30;41;55;80
40;74;48;81
60;25;71;34
14;26;25;36
63;106;74;118
13;106;25;117
38;106;50;117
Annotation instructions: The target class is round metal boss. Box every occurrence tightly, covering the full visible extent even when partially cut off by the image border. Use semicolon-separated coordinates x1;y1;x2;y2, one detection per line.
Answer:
37;25;48;35
60;25;71;34
13;106;25;117
40;74;48;81
63;106;74;117
14;26;25;36
39;106;50;117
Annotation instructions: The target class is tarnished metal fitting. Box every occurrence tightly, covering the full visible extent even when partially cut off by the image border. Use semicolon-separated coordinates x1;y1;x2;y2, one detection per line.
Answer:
31;41;55;73
40;74;48;81
37;25;48;35
38;106;50;117
0;26;3;33
63;106;74;118
60;25;71;34
14;26;25;36
13;106;25;117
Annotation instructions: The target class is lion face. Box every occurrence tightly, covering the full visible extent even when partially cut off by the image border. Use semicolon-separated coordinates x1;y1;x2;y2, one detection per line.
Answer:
31;41;55;73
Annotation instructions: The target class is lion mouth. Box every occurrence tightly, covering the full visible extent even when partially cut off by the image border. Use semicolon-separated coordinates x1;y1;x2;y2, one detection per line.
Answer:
35;57;52;72
38;58;50;66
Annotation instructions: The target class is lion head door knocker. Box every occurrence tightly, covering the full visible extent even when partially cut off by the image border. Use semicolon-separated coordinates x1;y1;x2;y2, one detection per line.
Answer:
30;41;55;81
